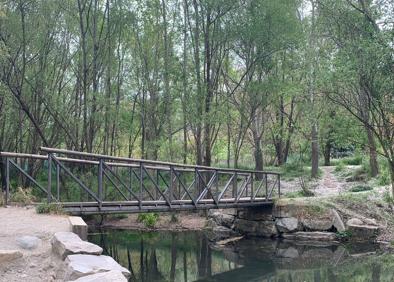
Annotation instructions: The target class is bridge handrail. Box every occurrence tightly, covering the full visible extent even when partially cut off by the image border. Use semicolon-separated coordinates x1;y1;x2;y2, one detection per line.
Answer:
39;147;281;176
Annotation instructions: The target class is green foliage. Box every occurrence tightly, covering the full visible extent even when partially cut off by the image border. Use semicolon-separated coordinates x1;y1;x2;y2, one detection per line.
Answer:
137;213;159;228
335;162;346;173
35;202;64;214
383;189;394;205
349;185;372;193
341;155;363;166
10;187;36;205
336;230;352;240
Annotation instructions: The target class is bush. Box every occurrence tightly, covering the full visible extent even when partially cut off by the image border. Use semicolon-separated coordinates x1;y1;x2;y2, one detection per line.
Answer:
349;184;373;193
342;155;363;166
36;202;64;214
170;213;179;223
383;189;394;205
137;213;159;228
10;187;36;205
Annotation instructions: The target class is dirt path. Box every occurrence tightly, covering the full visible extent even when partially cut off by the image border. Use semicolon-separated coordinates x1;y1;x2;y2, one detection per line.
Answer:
314;166;349;196
0;206;70;282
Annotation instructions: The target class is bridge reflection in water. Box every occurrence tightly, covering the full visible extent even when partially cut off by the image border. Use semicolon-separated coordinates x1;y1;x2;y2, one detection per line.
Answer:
90;230;392;282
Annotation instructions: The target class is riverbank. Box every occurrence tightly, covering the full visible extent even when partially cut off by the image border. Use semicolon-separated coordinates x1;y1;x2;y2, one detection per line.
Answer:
91;211;207;231
0;206;70;282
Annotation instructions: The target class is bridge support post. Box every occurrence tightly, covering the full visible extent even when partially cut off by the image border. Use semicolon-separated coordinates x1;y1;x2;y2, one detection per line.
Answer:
98;159;103;210
47;154;52;203
5;157;9;206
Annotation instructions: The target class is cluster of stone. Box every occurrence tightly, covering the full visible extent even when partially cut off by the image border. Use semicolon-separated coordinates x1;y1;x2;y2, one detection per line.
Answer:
207;201;381;243
51;217;130;281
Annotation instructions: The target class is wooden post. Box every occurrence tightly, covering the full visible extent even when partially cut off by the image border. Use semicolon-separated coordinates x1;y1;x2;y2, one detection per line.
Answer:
56;163;60;201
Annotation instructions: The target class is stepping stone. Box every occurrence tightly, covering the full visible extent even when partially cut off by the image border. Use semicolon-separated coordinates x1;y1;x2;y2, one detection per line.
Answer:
16;235;41;250
52;232;103;259
282;231;337;241
0;250;23;263
64;254;130;281
68;270;127;282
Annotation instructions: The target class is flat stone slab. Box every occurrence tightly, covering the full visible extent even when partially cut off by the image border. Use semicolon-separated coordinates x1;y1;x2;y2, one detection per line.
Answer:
64;254;130;280
282;232;337;241
68;270;127;282
0;250;23;263
69;216;88;241
52;232;103;259
16;235;42;250
276;217;299;233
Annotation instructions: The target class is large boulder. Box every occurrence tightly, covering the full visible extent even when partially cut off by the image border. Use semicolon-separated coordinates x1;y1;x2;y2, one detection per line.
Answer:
52;232;103;259
275;217;299;233
346;218;379;241
68;270;127;282
208;211;235;228
234;219;277;237
302;218;333;231
0;250;23;263
64;254;130;281
16;235;41;250
330;209;345;232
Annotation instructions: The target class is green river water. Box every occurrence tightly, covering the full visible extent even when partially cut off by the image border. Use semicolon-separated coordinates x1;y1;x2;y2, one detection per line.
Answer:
89;230;394;282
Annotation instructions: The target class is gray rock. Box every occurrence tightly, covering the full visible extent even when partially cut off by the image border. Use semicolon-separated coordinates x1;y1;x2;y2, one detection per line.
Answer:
209;211;235;228
52;232;103;260
346;218;363;226
205;226;237;241
0;250;23;263
16;235;41;250
347;222;379;241
282;232;337;241
64;254;130;280
275;217;299;233
302;218;333;231
330;209;345;232
68;270;127;282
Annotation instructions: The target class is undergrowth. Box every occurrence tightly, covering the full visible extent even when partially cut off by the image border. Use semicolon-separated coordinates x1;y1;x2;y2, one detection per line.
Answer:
137;213;159;228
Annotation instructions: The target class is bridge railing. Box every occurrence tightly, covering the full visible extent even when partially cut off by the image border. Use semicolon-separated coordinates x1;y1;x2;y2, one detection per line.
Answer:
1;148;280;213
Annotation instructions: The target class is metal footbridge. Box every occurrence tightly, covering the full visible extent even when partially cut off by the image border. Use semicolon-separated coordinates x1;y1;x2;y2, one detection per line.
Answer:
1;148;280;215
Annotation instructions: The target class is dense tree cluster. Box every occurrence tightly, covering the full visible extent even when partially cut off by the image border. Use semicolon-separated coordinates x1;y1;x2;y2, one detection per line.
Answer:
0;0;393;189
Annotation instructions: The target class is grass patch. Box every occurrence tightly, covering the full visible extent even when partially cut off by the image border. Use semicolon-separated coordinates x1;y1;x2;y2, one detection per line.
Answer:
349;184;373;193
335;162;346;173
36;202;64;214
10;187;36;205
342;155;363;165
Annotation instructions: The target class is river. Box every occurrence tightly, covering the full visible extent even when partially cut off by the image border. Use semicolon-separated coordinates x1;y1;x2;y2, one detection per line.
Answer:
89;230;394;282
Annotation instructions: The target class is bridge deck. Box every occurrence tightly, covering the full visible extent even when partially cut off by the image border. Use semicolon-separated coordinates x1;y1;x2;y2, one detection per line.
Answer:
61;197;273;215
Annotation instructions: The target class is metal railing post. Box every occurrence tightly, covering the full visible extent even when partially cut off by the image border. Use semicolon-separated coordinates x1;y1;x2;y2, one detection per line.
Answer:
98;159;103;209
169;166;173;204
139;162;143;210
233;172;237;199
278;174;281;197
56;163;60;201
265;173;268;201
251;173;254;201
47;154;52;203
5;157;9;206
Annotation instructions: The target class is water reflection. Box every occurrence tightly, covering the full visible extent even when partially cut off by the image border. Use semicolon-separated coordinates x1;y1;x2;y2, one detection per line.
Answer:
89;230;394;282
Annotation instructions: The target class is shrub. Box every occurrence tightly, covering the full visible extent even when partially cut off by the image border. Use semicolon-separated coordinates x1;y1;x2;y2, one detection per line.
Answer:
137;213;159;228
10;187;36;205
383;189;394;205
336;230;352;240
170;213;179;223
349;184;373;193
36;202;64;214
342;155;363;166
